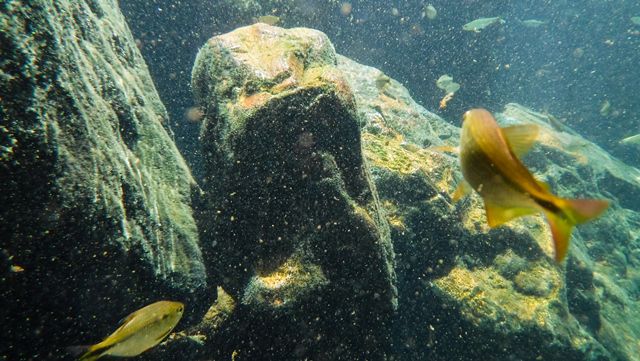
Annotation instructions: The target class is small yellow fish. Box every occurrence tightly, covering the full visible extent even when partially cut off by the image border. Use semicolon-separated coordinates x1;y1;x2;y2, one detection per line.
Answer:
72;301;184;361
455;109;609;262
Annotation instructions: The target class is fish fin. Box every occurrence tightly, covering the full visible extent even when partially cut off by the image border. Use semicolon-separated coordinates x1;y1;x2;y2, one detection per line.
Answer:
66;345;90;358
542;198;608;262
501;124;539;157
67;343;109;361
562;198;609;224
113;308;140;333
543;210;575;262
484;202;537;228
155;328;173;343
452;181;471;202
118;310;138;327
536;180;551;192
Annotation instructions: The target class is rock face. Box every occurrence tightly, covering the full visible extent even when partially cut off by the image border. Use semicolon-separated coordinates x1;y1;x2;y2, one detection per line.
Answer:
191;24;397;360
177;24;640;361
0;1;206;359
340;55;640;361
4;5;639;359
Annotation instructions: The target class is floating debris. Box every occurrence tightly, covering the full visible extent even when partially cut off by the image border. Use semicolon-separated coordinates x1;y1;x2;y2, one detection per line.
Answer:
422;4;437;20
521;19;547;28
436;74;459;109
439;92;455;110
10;264;24;273
463;17;505;32
436;74;460;94
185;106;205;122
599;100;611;117
340;2;352;17
256;15;280;26
573;47;585;58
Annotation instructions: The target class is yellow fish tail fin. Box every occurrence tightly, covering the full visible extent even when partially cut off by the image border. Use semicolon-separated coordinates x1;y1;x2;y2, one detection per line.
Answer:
543;210;575;263
562;198;609;224
545;198;608;262
71;343;109;361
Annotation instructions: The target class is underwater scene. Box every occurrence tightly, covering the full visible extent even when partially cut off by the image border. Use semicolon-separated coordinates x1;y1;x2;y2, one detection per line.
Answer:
1;1;639;360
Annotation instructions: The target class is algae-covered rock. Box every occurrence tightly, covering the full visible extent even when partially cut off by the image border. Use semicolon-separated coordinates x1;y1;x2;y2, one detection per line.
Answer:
338;56;640;360
191;23;397;360
0;1;206;359
499;104;640;361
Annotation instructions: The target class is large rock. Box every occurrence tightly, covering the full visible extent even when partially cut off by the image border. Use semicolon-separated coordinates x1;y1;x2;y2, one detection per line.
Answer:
340;55;640;361
0;1;206;359
191;24;397;360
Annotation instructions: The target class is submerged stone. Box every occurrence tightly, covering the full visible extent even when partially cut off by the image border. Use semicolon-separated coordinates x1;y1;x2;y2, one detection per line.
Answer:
0;1;206;359
341;53;640;360
191;23;397;360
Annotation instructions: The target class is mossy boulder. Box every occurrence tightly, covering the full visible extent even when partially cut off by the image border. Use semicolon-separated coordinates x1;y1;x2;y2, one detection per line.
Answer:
339;56;640;360
191;24;397;360
0;1;206;359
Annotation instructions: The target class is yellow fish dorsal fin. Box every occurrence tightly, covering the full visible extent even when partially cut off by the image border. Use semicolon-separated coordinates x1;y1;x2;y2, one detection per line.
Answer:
501;124;539;157
452;181;472;202
116;311;138;330
103;309;141;345
484;202;538;228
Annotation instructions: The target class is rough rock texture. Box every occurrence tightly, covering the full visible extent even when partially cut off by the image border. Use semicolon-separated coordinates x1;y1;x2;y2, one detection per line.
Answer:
340;54;640;361
190;24;397;360
0;1;206;359
5;4;639;358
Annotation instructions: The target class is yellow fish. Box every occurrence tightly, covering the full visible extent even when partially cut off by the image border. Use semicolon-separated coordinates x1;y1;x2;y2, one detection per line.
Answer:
72;301;184;361
455;108;608;262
